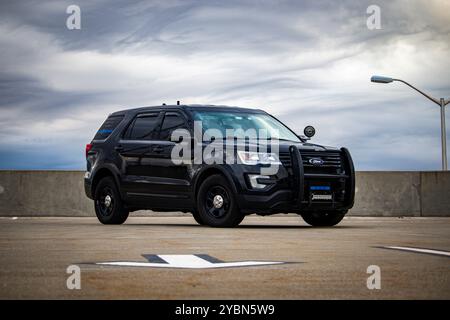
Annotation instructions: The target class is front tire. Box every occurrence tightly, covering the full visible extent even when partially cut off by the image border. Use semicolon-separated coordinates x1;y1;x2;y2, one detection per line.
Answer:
197;174;244;227
94;177;129;224
301;211;346;227
191;210;205;225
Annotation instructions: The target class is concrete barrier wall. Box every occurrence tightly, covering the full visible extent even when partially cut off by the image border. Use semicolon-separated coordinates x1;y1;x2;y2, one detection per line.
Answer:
0;170;449;217
0;171;94;217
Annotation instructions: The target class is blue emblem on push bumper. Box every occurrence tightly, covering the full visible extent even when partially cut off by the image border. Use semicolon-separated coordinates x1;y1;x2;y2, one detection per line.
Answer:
308;158;324;166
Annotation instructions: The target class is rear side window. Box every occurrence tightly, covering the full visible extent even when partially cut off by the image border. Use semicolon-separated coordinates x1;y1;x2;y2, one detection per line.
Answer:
126;113;160;140
94;115;124;140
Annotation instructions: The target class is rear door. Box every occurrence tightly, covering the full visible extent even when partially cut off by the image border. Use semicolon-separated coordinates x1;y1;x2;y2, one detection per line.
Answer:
117;111;163;199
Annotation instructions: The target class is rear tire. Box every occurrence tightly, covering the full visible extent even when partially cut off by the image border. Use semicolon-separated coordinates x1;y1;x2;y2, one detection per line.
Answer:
301;211;346;227
197;174;244;227
94;177;129;224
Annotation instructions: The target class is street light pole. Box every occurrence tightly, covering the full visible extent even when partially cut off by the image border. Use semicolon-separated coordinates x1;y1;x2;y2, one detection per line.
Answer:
440;98;447;171
371;75;449;171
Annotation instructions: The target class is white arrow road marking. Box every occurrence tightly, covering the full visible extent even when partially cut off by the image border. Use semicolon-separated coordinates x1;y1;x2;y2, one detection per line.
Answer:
95;254;286;269
382;246;450;257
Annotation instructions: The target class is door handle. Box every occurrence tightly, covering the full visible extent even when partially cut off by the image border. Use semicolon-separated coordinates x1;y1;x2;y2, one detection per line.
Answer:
114;145;124;152
153;146;164;153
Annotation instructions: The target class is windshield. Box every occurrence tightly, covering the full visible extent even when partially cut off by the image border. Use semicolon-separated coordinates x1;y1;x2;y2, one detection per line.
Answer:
192;111;300;142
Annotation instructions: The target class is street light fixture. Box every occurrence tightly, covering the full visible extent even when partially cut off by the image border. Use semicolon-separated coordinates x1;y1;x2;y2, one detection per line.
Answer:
371;75;450;170
370;75;394;84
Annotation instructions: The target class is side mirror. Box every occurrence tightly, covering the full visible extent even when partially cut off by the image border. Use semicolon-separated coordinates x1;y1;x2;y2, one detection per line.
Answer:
303;125;315;138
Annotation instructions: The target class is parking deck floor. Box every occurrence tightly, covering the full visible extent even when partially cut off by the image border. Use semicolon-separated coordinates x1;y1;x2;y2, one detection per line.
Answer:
0;216;449;299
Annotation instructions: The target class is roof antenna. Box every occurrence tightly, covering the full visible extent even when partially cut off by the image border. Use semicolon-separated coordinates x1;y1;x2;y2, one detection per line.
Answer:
162;103;166;106
177;100;180;105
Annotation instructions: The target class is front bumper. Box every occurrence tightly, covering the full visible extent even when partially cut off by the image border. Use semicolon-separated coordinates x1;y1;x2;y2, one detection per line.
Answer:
236;147;355;214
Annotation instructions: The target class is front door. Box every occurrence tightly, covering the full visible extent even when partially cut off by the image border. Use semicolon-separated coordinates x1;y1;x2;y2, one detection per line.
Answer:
148;111;192;207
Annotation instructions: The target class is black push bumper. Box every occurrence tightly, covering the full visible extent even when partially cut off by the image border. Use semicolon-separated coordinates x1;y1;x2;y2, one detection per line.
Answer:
237;146;355;214
290;146;355;212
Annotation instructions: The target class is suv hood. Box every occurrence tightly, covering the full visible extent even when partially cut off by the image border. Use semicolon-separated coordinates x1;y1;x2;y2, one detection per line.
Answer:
202;139;341;153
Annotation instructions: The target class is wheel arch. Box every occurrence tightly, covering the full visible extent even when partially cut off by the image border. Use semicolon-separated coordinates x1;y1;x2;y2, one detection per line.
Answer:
193;165;239;201
91;165;122;198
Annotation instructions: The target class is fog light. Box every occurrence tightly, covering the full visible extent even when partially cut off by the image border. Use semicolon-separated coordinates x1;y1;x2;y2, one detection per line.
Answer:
248;175;270;189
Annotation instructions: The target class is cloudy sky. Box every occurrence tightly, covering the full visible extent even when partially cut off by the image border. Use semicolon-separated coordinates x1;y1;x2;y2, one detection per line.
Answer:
0;0;449;170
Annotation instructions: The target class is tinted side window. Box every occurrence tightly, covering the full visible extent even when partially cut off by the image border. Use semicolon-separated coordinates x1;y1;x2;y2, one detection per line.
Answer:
94;115;124;140
160;112;186;141
127;113;160;140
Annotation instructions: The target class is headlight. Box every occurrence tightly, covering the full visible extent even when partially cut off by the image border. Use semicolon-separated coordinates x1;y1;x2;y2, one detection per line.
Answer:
237;151;281;165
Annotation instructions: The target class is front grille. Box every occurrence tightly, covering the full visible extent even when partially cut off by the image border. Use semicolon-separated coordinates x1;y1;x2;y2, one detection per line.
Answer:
279;150;344;175
301;151;342;174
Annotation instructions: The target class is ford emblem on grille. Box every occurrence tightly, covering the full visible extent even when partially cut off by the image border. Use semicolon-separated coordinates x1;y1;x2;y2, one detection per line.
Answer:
309;158;324;166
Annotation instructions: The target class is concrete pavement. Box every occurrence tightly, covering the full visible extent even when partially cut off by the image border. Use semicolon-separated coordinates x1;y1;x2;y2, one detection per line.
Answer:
0;216;449;299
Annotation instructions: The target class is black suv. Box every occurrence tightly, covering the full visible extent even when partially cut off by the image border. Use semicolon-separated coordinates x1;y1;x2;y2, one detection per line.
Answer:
84;104;355;227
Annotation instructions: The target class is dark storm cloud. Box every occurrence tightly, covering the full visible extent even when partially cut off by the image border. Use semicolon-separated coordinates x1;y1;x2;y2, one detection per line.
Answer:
0;72;101;115
0;0;449;169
